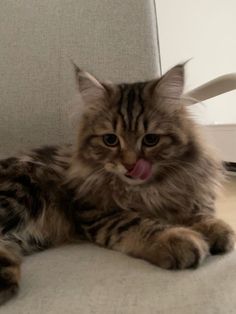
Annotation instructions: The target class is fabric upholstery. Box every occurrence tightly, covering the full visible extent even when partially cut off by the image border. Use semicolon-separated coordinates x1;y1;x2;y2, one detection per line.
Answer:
2;244;236;314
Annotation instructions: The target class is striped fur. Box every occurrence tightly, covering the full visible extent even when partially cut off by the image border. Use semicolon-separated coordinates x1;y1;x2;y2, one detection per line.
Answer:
0;64;234;304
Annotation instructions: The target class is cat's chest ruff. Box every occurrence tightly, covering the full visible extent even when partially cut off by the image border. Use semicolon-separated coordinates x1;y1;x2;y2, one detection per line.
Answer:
109;181;192;223
111;183;161;213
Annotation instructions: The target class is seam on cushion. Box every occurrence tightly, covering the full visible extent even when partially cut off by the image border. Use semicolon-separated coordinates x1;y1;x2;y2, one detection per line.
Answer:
152;0;162;75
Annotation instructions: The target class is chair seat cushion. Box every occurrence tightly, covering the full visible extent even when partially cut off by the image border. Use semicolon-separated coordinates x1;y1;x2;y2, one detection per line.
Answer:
3;244;236;314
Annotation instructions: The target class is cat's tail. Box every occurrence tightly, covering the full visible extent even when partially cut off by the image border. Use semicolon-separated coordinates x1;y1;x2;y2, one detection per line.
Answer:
0;237;22;305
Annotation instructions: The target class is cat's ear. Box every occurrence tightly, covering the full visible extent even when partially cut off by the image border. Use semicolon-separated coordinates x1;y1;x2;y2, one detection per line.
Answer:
154;64;184;104
72;62;105;101
73;62;104;92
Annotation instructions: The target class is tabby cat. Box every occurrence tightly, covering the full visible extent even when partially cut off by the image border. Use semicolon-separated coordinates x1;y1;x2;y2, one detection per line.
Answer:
0;64;235;305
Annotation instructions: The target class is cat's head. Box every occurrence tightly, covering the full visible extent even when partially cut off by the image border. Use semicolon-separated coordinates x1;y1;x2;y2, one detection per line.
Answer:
74;64;198;185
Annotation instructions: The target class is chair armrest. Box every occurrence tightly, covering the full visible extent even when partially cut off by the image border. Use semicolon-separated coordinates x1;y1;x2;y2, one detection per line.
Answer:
182;73;236;105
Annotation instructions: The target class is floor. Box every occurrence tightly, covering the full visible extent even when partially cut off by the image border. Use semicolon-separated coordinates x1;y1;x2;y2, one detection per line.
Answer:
217;175;236;231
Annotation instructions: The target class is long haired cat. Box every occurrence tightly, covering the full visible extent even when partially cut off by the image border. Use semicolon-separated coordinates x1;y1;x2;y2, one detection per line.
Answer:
0;64;234;304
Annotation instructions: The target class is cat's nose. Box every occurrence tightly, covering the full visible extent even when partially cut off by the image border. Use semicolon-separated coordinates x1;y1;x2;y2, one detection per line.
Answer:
123;163;136;171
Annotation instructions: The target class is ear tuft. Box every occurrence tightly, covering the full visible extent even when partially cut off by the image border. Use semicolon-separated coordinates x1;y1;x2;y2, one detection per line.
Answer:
71;60;81;81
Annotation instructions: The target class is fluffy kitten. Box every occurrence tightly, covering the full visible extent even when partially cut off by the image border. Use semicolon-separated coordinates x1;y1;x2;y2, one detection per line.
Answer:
0;64;234;305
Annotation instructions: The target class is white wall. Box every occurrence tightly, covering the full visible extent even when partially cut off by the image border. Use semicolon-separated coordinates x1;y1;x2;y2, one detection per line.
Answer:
156;0;236;125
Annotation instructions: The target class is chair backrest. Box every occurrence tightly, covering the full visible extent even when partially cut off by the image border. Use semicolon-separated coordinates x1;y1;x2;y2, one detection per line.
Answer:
0;0;160;157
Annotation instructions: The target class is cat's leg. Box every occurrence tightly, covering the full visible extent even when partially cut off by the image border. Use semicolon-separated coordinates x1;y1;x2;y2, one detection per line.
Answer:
0;237;22;305
192;216;235;254
78;208;209;270
0;155;72;304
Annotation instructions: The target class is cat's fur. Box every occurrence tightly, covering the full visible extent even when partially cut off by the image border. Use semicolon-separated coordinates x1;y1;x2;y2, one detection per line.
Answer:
0;64;234;304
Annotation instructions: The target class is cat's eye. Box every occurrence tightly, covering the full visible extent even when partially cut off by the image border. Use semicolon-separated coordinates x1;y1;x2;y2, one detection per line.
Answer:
142;134;160;147
103;134;119;147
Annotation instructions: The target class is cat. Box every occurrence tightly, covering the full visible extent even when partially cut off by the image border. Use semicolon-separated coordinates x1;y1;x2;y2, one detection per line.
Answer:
0;63;235;305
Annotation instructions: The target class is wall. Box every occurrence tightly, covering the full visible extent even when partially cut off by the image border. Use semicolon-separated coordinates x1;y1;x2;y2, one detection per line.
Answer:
156;0;236;125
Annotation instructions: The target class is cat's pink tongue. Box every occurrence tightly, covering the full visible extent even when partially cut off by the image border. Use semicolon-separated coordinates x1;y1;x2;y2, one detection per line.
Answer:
126;159;152;180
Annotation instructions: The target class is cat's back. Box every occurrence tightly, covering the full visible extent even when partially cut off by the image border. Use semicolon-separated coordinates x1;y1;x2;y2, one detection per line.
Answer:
0;144;74;204
0;144;73;173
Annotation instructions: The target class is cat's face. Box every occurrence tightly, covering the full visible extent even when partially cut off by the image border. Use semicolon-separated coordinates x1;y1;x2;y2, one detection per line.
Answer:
75;65;195;185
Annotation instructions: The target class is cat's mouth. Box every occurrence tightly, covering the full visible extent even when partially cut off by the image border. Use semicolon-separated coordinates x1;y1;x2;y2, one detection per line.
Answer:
105;160;153;184
122;173;150;185
125;159;152;181
125;174;134;179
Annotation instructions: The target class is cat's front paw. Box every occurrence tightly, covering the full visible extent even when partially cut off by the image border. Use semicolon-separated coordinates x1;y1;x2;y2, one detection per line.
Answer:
194;218;235;255
148;227;209;270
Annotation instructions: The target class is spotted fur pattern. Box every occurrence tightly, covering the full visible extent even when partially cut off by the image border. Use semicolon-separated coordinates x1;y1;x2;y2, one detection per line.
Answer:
0;64;234;304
